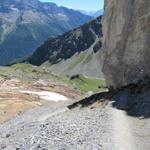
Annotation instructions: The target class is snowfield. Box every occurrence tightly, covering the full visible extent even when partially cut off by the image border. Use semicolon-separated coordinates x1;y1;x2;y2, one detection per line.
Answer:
20;90;69;102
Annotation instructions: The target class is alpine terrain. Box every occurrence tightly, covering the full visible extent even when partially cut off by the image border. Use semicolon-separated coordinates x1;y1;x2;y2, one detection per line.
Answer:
28;16;103;78
0;0;92;65
0;0;149;150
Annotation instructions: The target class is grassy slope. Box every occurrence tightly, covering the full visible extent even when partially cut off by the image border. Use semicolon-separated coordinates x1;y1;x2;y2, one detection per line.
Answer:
68;53;86;70
0;63;106;93
69;75;106;92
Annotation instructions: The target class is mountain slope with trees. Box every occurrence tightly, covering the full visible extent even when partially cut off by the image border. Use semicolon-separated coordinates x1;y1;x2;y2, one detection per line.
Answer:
0;0;92;65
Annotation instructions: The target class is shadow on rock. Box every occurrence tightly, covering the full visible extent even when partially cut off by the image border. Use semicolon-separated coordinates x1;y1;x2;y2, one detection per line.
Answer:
111;83;150;118
68;91;113;109
68;83;150;118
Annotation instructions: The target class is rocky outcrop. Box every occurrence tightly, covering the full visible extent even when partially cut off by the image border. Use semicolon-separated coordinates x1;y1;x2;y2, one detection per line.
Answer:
101;0;150;89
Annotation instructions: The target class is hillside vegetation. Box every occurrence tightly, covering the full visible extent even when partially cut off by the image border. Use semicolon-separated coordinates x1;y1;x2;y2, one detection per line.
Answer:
28;16;103;78
0;0;92;65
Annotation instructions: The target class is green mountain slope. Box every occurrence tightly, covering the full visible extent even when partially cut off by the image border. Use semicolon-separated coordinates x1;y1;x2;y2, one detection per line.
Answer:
0;0;92;65
28;16;103;78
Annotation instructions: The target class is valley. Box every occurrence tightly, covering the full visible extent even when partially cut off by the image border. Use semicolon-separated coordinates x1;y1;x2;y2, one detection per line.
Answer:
0;0;92;65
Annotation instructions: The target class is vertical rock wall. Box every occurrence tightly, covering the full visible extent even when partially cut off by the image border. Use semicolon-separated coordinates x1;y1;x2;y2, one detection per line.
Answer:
101;0;150;89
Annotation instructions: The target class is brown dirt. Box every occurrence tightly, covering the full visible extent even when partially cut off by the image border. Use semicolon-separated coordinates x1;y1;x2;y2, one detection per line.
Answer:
28;82;84;99
0;91;46;123
0;77;84;123
0;100;41;123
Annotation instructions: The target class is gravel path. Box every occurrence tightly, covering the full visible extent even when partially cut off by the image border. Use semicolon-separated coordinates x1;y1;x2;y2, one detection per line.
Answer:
0;100;149;150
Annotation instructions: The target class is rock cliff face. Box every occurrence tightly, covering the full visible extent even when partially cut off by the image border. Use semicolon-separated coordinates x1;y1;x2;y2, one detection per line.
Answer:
101;0;150;89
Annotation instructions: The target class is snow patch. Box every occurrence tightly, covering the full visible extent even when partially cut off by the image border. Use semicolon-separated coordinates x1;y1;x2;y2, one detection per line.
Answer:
20;90;69;102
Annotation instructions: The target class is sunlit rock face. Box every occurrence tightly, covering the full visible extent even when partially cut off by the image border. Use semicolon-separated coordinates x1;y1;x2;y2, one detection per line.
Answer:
101;0;150;89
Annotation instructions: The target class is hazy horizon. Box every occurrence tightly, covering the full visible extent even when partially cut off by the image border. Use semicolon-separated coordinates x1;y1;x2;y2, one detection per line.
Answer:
39;0;104;11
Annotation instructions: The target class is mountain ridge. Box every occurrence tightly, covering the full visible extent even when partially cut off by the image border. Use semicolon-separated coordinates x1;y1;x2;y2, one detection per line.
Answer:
28;16;103;78
0;0;92;65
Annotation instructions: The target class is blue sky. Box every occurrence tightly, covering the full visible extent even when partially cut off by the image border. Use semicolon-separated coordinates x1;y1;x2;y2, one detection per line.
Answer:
39;0;104;11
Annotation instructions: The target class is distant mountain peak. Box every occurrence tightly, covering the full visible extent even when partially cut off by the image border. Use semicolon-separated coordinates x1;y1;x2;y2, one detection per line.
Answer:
78;9;104;17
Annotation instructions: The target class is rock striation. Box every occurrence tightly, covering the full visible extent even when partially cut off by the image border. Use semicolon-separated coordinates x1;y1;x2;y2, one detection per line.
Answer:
101;0;150;89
